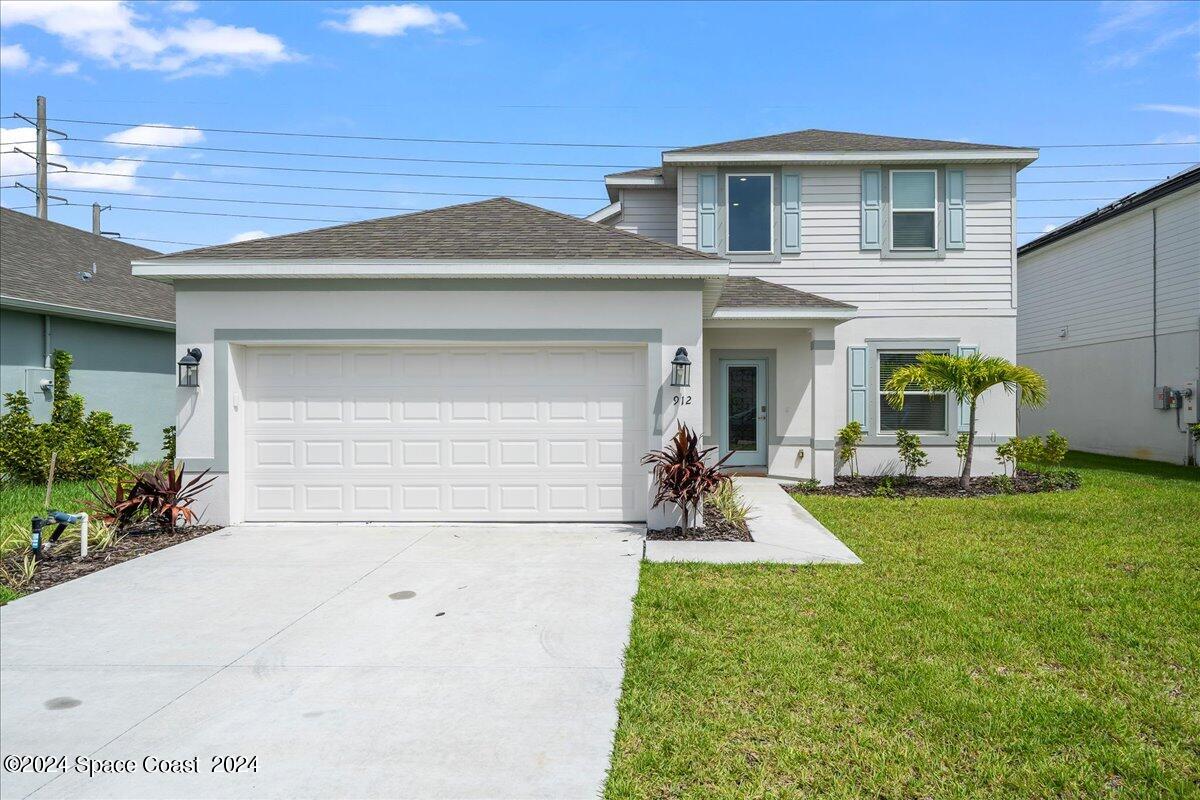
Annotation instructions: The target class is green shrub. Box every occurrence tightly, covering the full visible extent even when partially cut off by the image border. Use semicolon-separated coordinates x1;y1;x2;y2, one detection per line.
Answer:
992;474;1016;494
894;428;929;476
789;479;822;494
1013;435;1045;464
955;432;970;471
995;439;1018;476
872;476;899;498
1026;466;1082;491
162;425;177;465
836;421;864;477
0;351;137;483
1042;429;1069;465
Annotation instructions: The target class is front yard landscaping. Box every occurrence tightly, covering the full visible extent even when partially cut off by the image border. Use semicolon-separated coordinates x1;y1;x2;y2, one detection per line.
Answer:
607;452;1199;798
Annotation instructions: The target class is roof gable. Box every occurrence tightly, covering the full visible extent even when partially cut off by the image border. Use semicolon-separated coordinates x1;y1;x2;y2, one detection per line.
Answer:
0;208;173;324
150;198;718;262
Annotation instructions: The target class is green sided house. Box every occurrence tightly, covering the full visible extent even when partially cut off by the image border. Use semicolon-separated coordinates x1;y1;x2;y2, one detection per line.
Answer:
0;207;175;460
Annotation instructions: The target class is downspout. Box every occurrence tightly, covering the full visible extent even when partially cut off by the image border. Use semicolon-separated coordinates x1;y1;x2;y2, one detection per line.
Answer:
43;314;51;368
1152;208;1157;388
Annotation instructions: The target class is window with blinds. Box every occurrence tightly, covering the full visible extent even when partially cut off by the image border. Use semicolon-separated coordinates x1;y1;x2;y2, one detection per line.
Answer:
890;170;937;250
878;351;948;433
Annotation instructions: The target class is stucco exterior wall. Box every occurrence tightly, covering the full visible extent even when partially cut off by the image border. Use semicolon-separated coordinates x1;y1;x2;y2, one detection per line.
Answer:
1020;331;1197;464
702;314;1014;480
0;308;174;460
173;280;705;527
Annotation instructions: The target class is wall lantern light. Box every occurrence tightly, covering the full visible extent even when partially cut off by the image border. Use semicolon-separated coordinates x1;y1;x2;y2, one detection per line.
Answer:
670;347;691;387
177;348;202;388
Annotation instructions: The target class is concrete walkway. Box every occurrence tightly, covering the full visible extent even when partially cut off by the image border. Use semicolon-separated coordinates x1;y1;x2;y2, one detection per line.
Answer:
644;477;862;564
0;524;642;800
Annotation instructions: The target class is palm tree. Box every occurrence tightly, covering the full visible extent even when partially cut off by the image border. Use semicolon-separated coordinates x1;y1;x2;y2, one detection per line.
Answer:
884;352;1048;489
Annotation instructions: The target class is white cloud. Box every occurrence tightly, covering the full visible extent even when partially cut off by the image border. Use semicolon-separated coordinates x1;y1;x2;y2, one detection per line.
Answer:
1041;224;1058;233
52;60;79;74
1087;1;1167;45
1152;132;1200;144
104;123;204;148
1136;103;1200;118
0;0;297;77
165;0;199;12
228;229;268;243
1100;19;1200;68
0;42;30;69
2;125;144;191
325;4;465;36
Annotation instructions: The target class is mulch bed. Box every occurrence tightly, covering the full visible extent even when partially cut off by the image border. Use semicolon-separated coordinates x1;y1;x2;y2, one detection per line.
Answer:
646;503;753;542
783;468;1080;498
2;525;222;597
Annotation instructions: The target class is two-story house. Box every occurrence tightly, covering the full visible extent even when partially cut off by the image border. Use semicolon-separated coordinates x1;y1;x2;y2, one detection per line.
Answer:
133;129;1038;527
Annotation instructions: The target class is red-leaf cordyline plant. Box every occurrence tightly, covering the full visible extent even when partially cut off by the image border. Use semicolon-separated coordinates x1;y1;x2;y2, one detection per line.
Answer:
641;424;733;534
87;461;216;532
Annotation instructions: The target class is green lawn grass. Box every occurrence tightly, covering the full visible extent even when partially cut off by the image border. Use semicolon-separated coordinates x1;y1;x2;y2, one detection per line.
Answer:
606;453;1199;799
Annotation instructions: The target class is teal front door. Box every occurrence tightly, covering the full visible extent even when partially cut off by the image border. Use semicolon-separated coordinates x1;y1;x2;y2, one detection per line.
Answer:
720;359;767;467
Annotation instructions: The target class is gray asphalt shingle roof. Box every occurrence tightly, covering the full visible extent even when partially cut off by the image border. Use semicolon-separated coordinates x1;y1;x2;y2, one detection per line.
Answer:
606;167;664;179
717;277;854;309
667;128;1024;155
0;207;172;323
150;198;718;262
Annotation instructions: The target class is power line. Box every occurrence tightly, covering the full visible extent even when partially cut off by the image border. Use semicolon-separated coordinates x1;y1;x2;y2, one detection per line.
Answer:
34;116;676;149
2;168;600;201
36;137;647;169
10;115;1200;151
15;135;1194;171
114;235;206;247
42;150;606;184
1018;177;1169;184
49;201;352;224
1025;161;1196;169
7;185;429;213
2;184;1136;211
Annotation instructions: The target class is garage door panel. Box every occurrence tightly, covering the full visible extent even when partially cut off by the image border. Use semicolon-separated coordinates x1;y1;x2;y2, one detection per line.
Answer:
243;345;648;522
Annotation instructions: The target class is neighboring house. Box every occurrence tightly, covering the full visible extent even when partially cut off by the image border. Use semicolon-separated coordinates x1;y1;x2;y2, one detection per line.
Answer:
0;208;175;460
1016;166;1200;465
134;129;1038;527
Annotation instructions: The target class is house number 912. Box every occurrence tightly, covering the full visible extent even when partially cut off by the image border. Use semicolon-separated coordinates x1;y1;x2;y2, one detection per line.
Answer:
673;395;692;405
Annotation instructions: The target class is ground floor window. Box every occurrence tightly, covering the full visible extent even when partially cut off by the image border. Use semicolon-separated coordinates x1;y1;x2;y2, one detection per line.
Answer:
877;350;948;433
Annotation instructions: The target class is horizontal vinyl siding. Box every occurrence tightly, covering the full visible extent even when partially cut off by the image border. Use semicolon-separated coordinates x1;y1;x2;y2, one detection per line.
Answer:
678;165;1014;312
1017;187;1200;355
743;166;1013;311
614;188;677;243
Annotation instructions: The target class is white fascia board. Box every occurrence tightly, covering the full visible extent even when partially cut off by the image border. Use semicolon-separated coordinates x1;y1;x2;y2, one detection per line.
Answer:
603;176;666;188
0;295;175;330
585;201;622;223
664;149;1040;167
132;258;730;281
709;306;857;320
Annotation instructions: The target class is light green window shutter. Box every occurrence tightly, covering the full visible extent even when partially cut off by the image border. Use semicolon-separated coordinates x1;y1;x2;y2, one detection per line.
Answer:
698;173;718;252
957;345;977;430
782;172;802;253
848;346;868;426
860;169;881;250
946;169;965;250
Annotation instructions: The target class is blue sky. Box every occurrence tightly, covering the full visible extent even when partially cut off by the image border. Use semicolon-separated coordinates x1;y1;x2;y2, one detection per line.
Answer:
1;0;1197;251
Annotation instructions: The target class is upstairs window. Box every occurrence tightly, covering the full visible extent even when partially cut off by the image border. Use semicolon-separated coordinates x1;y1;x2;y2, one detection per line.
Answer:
890;170;937;250
727;174;772;253
878;350;948;434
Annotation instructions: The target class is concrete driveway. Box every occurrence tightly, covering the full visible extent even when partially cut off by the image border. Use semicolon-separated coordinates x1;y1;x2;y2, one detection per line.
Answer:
0;524;642;800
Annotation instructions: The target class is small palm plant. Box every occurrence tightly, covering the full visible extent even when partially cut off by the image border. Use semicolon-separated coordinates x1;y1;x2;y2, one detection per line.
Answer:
884;352;1047;489
642;424;733;535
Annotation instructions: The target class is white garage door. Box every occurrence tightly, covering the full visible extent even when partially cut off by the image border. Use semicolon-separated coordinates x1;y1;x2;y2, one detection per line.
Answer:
242;345;648;522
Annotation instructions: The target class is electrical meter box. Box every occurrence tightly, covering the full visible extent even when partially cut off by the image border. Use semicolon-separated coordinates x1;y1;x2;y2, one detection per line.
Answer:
1153;386;1176;410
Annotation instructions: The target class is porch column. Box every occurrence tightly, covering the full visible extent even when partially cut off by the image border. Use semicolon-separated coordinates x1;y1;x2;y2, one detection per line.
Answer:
810;323;837;484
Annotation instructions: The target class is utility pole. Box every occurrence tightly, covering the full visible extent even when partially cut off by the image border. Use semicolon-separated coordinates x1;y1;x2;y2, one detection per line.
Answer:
92;203;102;234
36;95;48;220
